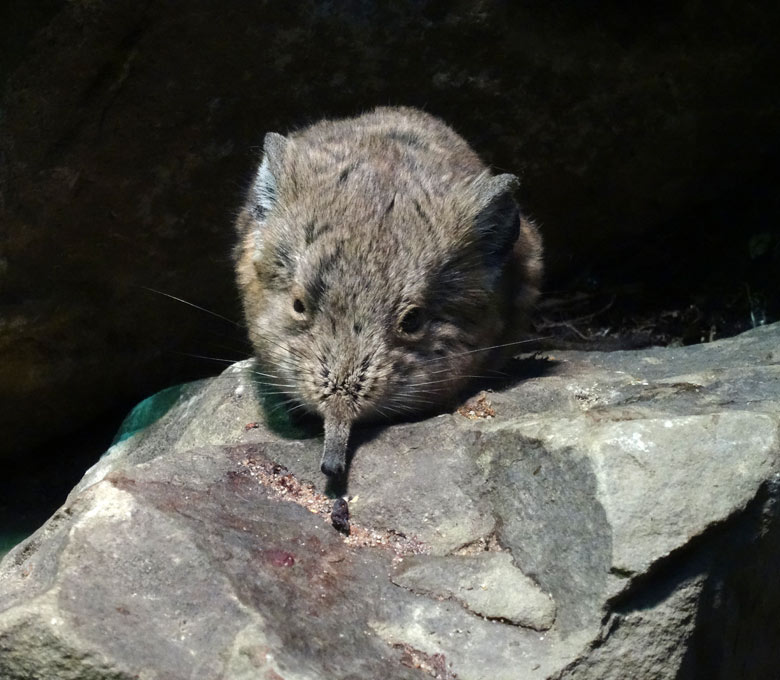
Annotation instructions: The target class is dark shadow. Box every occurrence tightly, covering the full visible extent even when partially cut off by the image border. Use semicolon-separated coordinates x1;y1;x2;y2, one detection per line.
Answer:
0;402;133;557
250;371;322;441
323;425;385;498
324;472;349;499
675;479;780;679
501;352;560;380
467;351;560;394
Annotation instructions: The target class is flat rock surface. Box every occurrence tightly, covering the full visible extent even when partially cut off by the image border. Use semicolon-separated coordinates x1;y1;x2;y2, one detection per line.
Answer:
1;323;779;678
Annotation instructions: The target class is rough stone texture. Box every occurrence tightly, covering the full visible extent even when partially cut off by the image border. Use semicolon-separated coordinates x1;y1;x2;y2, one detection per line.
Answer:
392;552;557;630
0;322;778;678
2;0;779;458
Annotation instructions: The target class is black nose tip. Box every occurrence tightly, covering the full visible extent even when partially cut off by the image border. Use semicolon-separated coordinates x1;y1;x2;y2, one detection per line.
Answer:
320;461;345;477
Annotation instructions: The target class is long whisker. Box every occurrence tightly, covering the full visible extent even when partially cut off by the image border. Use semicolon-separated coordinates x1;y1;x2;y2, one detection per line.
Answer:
248;370;285;381
258;329;310;363
421;336;550;365
407;374;505;387
141;287;242;328
172;352;285;380
260;390;297;398
204;338;254;355
174;351;244;365
425;364;510;378
141;287;313;367
253;382;299;389
267;396;307;415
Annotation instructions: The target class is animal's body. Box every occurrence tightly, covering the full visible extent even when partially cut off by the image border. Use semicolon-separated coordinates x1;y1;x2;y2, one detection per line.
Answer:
234;107;542;476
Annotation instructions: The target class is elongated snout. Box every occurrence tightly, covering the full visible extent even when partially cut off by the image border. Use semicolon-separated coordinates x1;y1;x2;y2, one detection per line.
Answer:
320;417;351;476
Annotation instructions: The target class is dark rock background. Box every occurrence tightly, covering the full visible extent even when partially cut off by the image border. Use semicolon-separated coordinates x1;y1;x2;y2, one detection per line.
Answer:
1;1;779;540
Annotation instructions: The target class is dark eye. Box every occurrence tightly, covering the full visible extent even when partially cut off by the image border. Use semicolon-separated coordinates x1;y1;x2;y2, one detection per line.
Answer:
293;298;306;314
399;306;423;334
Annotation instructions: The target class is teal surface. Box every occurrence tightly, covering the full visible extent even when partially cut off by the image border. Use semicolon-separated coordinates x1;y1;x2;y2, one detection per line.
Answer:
110;375;320;449
111;382;193;447
0;531;33;560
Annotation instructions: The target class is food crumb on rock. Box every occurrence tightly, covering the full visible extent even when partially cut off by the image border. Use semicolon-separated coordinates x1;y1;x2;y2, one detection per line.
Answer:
456;391;496;419
238;454;428;561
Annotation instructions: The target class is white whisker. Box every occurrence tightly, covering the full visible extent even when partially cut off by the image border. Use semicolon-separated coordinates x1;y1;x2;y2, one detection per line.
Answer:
421;336;549;365
142;287;242;328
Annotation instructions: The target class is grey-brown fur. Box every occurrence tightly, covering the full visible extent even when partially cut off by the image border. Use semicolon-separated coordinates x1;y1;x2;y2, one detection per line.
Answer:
234;107;542;476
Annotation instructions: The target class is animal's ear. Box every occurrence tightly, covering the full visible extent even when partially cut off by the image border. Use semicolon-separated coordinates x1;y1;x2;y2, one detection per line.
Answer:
472;173;521;268
252;132;288;218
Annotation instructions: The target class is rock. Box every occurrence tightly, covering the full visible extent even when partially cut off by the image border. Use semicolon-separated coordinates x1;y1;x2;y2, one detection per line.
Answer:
2;0;779;458
1;322;778;677
392;552;557;630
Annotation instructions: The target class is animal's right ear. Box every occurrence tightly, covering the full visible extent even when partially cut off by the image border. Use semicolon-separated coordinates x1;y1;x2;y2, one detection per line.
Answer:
471;173;521;269
252;132;288;219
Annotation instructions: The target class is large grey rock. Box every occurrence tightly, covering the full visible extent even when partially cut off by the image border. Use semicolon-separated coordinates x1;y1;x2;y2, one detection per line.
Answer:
2;0;779;457
0;323;778;678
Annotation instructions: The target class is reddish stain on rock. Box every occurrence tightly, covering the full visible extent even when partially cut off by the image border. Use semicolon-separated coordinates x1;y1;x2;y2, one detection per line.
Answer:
265;549;295;567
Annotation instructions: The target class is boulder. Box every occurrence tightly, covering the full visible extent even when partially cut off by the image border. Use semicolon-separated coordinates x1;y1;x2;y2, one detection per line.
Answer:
0;322;778;679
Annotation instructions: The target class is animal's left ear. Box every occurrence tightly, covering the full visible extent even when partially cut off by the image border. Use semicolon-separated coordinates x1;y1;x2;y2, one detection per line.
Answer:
252;132;289;219
472;173;521;268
